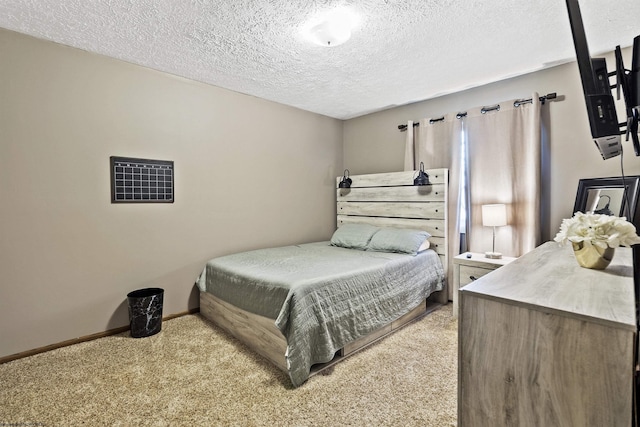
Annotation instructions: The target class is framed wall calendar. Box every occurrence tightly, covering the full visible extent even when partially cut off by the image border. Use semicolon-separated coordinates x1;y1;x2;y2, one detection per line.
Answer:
110;156;174;203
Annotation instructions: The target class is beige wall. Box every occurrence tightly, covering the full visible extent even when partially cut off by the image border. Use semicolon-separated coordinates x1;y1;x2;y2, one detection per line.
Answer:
0;29;343;358
344;46;640;241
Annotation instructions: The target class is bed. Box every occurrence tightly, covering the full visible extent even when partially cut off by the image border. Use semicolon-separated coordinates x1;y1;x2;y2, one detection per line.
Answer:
196;169;449;387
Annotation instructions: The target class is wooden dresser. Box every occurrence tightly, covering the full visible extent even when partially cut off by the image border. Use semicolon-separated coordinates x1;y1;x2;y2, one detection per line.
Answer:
458;241;636;427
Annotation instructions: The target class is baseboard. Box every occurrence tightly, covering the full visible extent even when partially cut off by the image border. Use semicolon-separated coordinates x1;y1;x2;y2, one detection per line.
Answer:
0;307;200;365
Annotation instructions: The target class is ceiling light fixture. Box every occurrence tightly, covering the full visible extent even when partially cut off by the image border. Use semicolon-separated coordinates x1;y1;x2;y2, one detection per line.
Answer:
302;7;359;47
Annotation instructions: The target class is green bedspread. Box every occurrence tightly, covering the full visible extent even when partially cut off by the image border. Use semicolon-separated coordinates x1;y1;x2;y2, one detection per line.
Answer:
196;242;444;387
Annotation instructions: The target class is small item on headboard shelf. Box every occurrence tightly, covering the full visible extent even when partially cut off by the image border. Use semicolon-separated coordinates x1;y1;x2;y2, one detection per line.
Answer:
413;162;431;186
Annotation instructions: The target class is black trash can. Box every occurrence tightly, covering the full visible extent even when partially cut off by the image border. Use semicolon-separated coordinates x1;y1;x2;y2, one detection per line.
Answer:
127;287;164;338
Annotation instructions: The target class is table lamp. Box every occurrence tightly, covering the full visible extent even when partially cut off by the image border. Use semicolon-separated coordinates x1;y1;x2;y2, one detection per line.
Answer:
482;204;507;259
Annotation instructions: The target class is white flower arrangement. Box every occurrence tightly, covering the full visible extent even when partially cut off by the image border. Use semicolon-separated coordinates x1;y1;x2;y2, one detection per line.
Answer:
554;212;640;249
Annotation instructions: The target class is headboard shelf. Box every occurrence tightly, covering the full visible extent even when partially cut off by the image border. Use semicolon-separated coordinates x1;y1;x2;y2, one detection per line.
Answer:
336;185;446;202
336;169;447;188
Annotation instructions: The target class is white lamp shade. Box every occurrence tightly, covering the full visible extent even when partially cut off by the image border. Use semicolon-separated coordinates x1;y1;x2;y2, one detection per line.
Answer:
482;204;507;227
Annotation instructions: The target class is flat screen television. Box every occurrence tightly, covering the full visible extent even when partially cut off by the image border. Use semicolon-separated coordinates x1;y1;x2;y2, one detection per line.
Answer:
618;36;640;154
565;0;640;159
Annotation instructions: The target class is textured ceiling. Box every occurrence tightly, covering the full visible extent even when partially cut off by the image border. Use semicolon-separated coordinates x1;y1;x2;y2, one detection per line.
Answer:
1;0;639;119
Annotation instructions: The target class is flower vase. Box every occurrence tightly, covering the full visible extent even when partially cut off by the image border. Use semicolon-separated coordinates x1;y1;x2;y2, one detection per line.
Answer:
571;242;615;270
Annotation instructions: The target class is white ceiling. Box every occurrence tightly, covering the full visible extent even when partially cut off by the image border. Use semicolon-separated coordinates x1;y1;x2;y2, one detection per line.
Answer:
1;0;638;120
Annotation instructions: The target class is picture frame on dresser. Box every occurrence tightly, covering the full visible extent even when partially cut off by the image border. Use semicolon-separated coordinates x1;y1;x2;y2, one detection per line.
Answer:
573;175;640;223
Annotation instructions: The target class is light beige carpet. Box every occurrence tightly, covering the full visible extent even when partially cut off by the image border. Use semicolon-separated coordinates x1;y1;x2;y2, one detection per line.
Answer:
0;304;458;426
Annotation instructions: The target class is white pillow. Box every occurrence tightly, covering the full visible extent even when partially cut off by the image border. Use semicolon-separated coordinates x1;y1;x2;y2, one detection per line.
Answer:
418;239;431;252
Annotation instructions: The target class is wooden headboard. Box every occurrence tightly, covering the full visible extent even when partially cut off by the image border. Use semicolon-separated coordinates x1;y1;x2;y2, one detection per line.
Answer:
336;168;449;304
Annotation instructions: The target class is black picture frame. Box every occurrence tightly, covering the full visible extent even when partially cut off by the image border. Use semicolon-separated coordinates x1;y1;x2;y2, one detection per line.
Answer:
110;156;174;203
573;176;640;225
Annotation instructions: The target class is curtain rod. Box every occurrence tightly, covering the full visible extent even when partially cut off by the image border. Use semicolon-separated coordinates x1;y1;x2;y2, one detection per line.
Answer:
397;122;420;131
397;92;558;131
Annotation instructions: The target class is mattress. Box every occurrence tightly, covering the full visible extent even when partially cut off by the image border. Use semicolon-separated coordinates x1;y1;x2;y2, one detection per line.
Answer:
196;241;445;386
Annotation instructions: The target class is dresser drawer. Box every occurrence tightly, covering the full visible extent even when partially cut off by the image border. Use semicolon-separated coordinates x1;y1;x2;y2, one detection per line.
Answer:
459;265;493;287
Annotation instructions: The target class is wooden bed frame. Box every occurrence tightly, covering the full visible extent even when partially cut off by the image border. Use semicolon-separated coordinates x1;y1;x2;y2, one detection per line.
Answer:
199;168;449;377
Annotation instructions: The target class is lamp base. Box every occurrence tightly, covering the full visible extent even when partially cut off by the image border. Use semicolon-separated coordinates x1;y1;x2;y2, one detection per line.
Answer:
485;251;503;259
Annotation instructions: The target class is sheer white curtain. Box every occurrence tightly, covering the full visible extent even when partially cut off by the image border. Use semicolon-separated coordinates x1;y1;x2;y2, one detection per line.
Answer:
465;94;542;257
405;115;463;301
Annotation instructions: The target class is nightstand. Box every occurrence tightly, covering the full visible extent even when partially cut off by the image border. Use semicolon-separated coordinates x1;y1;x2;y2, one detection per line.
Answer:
452;252;517;316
